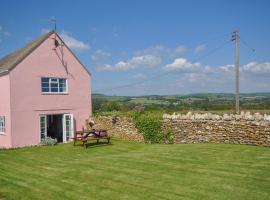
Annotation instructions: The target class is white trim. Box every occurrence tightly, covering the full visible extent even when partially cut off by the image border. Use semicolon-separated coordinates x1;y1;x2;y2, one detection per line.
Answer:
0;116;6;133
41;77;68;94
41;92;68;95
63;114;74;143
39;115;47;142
39;113;74;143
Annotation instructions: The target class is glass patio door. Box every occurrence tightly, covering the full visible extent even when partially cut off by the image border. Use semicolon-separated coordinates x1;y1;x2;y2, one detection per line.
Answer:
40;115;47;141
63;114;74;143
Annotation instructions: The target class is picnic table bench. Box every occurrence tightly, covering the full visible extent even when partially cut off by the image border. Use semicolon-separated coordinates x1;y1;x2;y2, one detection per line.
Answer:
72;129;111;148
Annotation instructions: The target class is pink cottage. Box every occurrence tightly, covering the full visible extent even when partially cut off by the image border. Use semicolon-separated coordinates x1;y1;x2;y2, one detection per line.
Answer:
0;31;92;148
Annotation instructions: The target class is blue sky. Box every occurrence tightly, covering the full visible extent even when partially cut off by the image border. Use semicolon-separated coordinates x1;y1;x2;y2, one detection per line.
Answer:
1;0;270;96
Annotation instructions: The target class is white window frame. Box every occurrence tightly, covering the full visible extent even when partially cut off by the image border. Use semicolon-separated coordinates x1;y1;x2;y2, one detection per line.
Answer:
41;77;68;94
0;116;6;134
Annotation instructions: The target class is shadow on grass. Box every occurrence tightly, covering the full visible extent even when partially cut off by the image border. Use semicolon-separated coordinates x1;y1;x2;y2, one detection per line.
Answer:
83;141;113;149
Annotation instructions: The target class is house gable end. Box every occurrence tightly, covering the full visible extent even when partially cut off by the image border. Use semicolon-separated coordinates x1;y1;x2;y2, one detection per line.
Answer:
0;31;91;77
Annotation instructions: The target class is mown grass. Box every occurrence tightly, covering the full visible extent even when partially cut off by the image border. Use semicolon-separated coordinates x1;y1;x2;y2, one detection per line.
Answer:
0;140;270;200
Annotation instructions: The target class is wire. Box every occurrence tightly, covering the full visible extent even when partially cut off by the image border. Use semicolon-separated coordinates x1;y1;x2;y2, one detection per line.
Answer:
239;36;255;52
95;38;233;93
196;32;232;46
192;40;232;63
239;36;270;62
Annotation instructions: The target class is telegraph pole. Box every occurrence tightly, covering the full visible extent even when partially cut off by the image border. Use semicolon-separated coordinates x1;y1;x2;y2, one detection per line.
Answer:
232;30;240;114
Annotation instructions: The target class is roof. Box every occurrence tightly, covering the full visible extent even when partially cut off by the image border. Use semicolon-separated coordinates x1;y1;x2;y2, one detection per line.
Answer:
0;30;91;76
0;30;54;74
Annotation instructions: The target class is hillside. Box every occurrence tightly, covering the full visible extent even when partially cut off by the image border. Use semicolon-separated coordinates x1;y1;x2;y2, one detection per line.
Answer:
92;93;270;113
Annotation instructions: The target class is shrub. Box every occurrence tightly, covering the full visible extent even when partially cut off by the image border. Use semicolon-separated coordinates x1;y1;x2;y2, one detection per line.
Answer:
41;137;57;146
133;113;174;144
157;130;174;144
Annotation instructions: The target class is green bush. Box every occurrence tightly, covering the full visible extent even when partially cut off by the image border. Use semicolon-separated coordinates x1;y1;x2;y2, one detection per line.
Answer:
41;137;57;146
133;113;173;144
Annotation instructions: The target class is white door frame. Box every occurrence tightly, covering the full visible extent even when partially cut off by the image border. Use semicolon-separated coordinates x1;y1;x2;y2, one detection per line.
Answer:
62;113;74;143
39;115;47;142
39;113;74;143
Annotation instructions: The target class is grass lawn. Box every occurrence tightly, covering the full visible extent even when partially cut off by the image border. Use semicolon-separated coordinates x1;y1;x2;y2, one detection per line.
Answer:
0;140;270;200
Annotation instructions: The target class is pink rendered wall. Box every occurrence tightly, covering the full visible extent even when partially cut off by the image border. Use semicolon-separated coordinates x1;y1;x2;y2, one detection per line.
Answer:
9;33;92;147
0;74;12;148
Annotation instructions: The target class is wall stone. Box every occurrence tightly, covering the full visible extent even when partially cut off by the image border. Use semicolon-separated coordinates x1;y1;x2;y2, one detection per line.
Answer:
162;119;270;146
162;112;270;147
92;113;270;147
92;116;144;142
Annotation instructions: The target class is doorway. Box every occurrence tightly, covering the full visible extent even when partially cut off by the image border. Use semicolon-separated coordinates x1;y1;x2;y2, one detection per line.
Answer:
47;115;63;142
40;113;73;143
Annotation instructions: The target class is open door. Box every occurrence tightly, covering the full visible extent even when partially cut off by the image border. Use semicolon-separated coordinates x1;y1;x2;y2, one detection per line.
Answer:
40;115;47;141
63;114;74;143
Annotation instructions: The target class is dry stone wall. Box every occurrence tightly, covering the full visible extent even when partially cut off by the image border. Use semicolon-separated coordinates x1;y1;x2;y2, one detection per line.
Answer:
163;112;270;147
92;116;144;142
92;112;270;147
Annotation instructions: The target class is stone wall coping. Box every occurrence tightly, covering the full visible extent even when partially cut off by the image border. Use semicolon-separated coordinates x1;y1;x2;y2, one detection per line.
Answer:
163;112;270;125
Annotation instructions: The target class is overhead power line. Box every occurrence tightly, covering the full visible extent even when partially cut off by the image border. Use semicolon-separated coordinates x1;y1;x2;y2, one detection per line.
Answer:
239;36;255;52
95;35;233;93
239;36;269;63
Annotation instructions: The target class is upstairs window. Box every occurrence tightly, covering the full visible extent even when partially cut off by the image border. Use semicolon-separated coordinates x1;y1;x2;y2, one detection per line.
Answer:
0;116;5;133
41;78;67;93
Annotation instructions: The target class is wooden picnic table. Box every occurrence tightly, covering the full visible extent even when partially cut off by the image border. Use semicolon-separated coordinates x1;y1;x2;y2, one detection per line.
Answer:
72;129;111;148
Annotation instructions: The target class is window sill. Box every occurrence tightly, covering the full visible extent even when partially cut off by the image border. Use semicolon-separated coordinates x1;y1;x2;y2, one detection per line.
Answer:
42;92;69;95
0;133;6;136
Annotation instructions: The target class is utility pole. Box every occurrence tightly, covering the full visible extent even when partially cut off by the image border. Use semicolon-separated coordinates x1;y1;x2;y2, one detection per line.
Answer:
232;30;240;114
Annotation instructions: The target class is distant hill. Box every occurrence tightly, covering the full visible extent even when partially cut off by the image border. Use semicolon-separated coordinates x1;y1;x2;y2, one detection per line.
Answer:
92;92;270;99
92;93;270;113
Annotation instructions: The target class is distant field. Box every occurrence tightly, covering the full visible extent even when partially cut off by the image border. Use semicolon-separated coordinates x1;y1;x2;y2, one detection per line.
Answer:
0;140;270;200
129;97;170;105
92;93;270;113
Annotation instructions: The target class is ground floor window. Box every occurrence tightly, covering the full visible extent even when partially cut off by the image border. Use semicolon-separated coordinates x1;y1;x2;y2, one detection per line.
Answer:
0;116;5;133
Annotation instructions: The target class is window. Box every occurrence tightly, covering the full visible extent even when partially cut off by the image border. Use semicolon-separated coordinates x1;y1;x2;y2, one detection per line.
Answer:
41;77;67;93
0;116;5;133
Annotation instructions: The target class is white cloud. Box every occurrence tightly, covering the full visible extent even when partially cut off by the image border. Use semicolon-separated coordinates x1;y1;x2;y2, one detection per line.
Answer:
194;44;206;53
219;64;235;73
136;45;170;56
136;45;186;58
184;73;200;83
131;73;147;80
60;31;90;51
100;60;270;95
164;58;201;72
172;61;270;94
91;49;111;62
203;65;213;74
243;62;270;74
97;55;161;71
175;46;186;54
